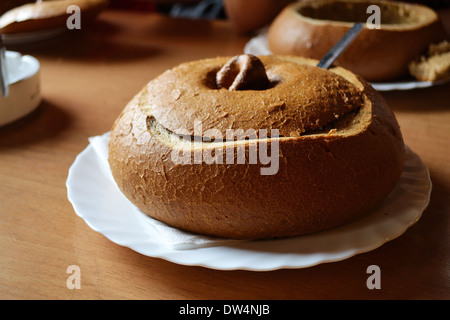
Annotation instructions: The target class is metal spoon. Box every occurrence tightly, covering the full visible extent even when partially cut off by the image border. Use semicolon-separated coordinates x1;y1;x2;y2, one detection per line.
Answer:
317;22;364;69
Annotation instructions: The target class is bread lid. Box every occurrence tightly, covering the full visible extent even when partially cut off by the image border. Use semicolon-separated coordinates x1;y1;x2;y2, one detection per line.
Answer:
140;55;365;139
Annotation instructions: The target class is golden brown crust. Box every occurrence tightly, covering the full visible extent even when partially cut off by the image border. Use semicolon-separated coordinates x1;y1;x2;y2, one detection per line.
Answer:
267;0;447;82
108;55;405;240
0;0;109;34
408;40;450;81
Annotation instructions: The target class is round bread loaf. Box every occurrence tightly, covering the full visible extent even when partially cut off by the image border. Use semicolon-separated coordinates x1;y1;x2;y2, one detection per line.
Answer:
0;0;108;34
108;54;405;240
267;0;446;82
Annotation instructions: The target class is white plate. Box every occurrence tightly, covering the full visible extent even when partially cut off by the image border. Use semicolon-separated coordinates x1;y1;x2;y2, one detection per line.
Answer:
244;32;449;91
67;138;431;271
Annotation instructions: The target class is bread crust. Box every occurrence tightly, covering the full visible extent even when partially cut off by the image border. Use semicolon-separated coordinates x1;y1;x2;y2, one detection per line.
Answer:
108;55;405;240
0;0;108;34
267;0;446;82
145;56;364;138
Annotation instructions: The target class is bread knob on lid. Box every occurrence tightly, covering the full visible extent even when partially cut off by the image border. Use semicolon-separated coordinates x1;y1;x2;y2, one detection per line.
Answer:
108;55;405;240
216;54;270;91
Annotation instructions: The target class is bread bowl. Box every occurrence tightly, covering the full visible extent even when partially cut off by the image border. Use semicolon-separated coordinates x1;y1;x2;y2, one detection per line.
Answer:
267;0;446;82
108;54;405;240
0;0;109;34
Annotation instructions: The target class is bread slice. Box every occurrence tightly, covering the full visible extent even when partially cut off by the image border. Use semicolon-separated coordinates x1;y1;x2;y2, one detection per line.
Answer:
268;0;446;82
409;40;450;82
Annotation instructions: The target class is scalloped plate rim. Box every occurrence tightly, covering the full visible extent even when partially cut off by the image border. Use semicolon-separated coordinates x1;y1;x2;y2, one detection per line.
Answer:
67;140;431;271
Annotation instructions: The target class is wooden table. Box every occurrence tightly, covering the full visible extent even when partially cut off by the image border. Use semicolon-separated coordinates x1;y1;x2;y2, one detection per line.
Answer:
0;9;448;300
